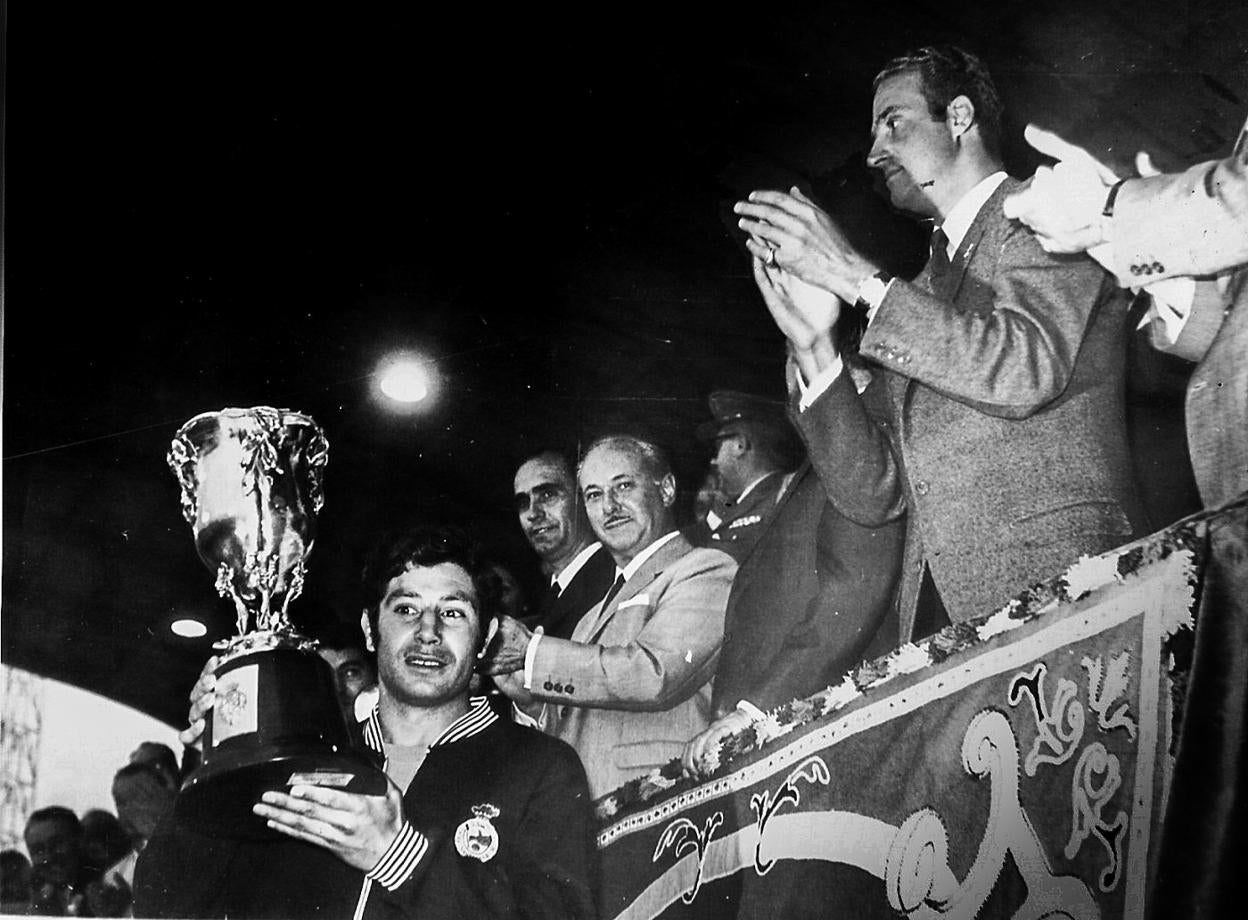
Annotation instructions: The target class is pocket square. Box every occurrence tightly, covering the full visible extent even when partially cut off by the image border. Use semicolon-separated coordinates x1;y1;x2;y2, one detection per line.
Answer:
617;595;650;609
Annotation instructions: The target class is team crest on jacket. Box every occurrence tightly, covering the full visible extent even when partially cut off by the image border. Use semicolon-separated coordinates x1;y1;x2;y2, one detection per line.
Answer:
454;804;500;862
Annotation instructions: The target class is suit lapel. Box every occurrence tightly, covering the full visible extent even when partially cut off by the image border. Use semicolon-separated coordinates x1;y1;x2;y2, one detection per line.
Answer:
945;178;1015;303
582;535;690;644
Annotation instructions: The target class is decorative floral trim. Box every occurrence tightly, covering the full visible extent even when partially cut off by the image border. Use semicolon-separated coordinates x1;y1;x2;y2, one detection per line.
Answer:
593;502;1225;824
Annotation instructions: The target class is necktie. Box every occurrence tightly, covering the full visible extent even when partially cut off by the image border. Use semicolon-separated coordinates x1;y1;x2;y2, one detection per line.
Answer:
539;579;562;618
928;227;952;294
599;574;625;611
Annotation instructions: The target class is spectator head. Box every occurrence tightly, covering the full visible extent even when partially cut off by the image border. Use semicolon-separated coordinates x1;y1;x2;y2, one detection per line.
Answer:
112;762;178;847
513;451;593;573
23;806;82;889
79;809;129;881
304;613;378;719
128;741;181;789
693;469;726;523
489;561;527;619
0;849;32;906
578;435;677;567
359;524;503;708
867;45;1003;218
697;390;802;498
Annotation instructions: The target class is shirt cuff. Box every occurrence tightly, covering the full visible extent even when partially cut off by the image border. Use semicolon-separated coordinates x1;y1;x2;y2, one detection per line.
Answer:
735;700;768;723
856;276;894;325
796;359;845;412
522;627;544;691
366;822;429;890
1137;276;1196;344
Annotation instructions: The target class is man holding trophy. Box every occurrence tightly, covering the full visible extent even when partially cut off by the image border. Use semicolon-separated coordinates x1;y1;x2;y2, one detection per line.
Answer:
135;408;598;919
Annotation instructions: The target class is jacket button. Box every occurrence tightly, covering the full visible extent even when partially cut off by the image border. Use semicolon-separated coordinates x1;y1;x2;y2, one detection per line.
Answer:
543;680;553;691
553;682;563;693
1152;261;1164;273
915;480;930;496
565;685;575;695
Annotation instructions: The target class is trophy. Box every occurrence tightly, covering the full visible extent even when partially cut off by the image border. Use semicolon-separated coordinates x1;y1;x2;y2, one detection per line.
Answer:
168;406;386;838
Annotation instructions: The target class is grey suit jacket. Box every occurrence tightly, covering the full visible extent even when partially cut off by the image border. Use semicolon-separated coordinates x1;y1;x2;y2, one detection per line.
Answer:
1150;270;1248;508
527;534;736;798
1112;116;1248;284
800;177;1144;640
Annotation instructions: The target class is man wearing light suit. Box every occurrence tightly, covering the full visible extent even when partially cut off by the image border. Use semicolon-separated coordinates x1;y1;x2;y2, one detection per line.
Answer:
736;45;1145;639
489;435;736;798
1003;118;1248;508
1001;114;1248;920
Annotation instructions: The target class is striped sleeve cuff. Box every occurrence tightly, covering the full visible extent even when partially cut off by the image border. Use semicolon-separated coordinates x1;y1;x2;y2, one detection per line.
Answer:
366;822;428;890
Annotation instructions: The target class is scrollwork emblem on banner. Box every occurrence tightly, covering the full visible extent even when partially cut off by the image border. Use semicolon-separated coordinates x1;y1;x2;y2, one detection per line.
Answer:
1065;742;1128;892
749;755;830;875
1081;653;1137;740
1008;662;1086;775
885;709;1098;920
651;813;724;904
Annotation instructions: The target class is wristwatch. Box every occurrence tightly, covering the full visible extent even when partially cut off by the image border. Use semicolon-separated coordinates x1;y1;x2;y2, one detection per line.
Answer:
854;270;894;312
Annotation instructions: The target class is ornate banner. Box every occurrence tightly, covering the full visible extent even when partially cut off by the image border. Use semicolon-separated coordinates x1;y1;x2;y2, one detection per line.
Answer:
594;508;1225;920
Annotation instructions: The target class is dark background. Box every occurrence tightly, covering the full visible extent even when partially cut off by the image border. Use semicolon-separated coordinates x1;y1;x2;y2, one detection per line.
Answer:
4;1;1245;727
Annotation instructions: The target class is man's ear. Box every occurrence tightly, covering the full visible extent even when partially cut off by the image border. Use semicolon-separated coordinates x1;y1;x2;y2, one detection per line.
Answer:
659;472;678;508
360;611;376;653
477;618;500;659
947;95;976;141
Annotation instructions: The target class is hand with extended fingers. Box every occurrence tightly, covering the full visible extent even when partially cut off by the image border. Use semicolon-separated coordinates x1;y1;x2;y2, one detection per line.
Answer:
735;186;879;304
1002;124;1161;257
254;780;407;872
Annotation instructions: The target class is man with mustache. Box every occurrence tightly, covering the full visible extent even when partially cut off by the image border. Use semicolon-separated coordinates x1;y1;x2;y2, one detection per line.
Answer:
136;525;598;919
489;434;736;798
736;45;1144;639
514;451;616;640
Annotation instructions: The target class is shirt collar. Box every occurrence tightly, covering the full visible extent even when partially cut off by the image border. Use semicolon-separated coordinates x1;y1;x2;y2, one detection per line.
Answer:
938;171;1007;256
361;694;497;755
552;541;604;592
733;472;774;505
620;530;681;582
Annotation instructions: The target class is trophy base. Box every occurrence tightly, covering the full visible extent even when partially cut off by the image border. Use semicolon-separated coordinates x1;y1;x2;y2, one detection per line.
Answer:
176;744;389;839
176;641;389;840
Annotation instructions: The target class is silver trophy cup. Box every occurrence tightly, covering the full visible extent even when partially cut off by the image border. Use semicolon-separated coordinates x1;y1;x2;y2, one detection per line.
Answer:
168;406;385;838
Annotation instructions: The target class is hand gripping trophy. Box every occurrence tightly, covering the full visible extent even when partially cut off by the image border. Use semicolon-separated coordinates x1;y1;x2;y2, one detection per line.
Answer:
168;406;386;837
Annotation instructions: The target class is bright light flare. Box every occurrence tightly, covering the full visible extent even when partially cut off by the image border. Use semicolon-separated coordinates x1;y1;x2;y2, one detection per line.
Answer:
378;357;431;403
170;618;208;638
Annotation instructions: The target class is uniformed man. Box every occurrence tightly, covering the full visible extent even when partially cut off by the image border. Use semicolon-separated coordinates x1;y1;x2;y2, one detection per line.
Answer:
694;390;804;561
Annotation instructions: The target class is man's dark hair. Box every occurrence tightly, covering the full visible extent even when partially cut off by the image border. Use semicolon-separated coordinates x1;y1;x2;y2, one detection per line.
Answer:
360;524;502;645
24;806;80;837
517;450;576;486
873;45;1003;158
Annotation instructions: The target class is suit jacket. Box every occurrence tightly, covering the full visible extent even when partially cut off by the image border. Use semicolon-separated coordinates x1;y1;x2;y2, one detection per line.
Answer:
706;470;792;562
1149;270;1248;508
800;177;1144;640
528;534;736;798
530;543;616;641
1112;116;1248;284
711;460;904;717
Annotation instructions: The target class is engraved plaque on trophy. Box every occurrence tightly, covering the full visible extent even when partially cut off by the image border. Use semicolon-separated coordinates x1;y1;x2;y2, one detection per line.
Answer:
167;406;386;838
